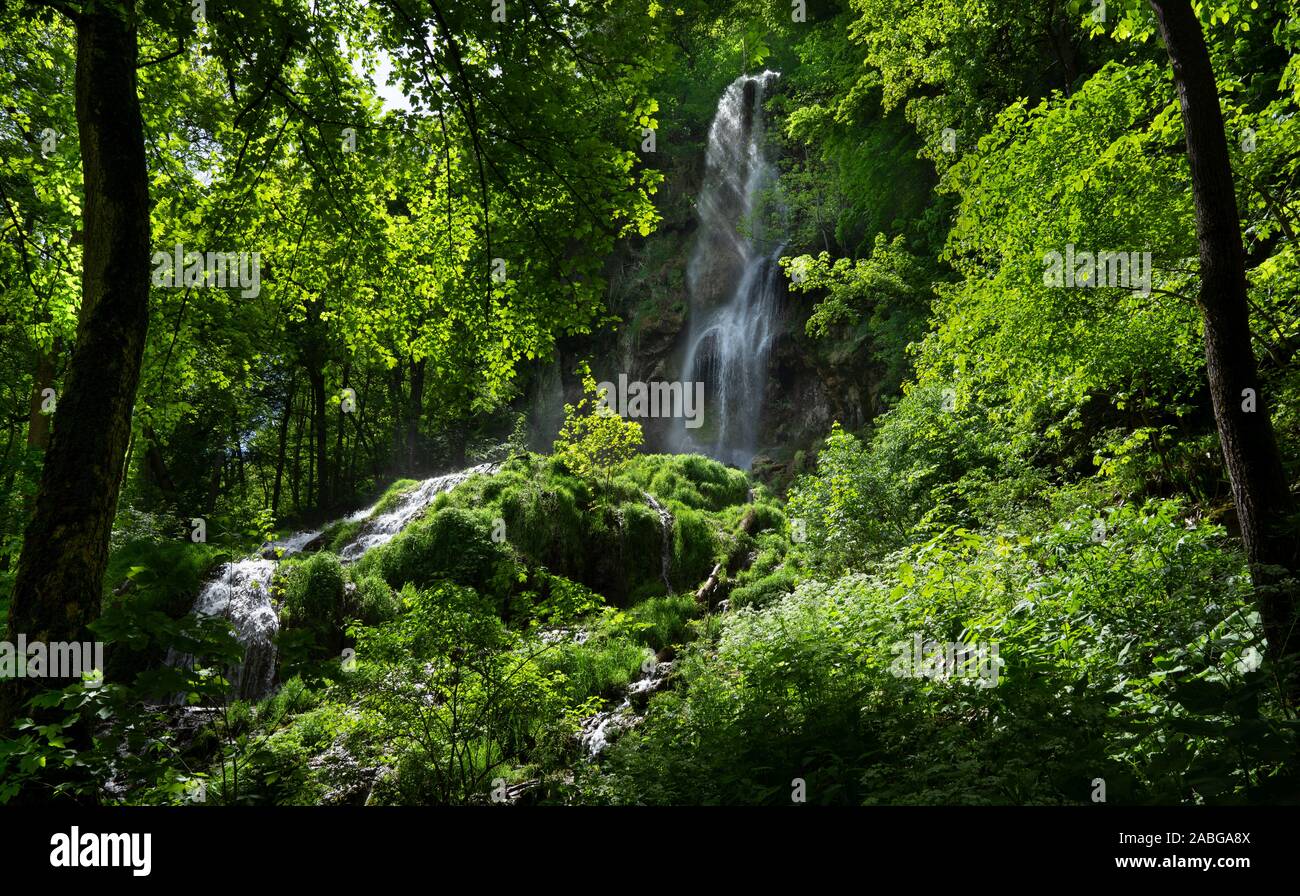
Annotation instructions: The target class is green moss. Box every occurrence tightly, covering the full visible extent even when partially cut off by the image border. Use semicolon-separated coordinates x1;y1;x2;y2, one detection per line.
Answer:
371;479;423;516
359;506;516;600
616;501;669;600
621;594;697;651
283;552;346;640
319;519;364;554
349;573;401;625
670;506;719;592
621;454;750;511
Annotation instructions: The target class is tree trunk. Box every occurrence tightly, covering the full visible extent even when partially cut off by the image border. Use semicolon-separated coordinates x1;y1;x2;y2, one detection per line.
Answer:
1151;0;1299;684
305;399;315;510
291;389;303;511
205;446;222;515
405;357;425;474
25;338;60;451
447;420;467;469
3;4;152;724
389;361;404;465
232;412;246;498
272;372;297;516
309;365;329;508
143;425;178;507
333;360;350;500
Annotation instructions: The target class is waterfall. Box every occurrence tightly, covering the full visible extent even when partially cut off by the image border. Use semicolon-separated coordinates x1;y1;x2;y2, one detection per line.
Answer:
168;463;497;704
672;71;786;468
166;558;283;703
337;463;497;561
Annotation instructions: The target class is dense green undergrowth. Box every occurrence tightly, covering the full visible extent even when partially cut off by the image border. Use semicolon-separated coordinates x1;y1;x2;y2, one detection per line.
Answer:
5;432;1295;806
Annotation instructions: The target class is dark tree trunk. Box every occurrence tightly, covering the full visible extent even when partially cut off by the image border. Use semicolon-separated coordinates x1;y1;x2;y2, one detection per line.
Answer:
333;360;350;499
1151;0;1299;684
291;389;303;511
143;425;178;507
389;362;404;464
0;421;17;572
309;365;328;508
305;400;315;510
349;368;374;495
447;420;467;469
205;447;222;515
272;373;297;516
232;413;246;497
25;339;60;451
3;4;152;724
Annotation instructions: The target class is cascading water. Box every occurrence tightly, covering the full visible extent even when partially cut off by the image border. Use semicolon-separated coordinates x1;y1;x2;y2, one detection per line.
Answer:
168;463;497;703
337;463;497;562
672;71;786;468
166;558;283;702
643;492;674;593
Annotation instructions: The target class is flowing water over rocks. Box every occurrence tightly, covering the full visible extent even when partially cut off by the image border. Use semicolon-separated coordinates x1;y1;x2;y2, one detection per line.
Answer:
578;660;674;758
643;491;675;592
672;70;786;468
168;463;498;704
164;558;283;702
337;463;497;561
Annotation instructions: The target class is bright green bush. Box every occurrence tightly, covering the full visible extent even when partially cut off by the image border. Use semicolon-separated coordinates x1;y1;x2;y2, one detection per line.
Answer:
360;507;515;598
670;506;718;592
541;635;649;701
349;573;401;625
283;552;346;633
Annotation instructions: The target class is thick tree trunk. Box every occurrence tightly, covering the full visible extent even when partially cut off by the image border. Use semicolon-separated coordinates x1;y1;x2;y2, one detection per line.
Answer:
3;4;151;723
1151;0;1299;683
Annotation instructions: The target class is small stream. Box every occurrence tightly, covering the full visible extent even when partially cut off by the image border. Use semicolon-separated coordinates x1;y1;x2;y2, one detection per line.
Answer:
578;659;674;758
643;491;674;593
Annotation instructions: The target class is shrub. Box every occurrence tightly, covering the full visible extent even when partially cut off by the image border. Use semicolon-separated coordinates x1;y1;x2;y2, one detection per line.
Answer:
363;507;515;598
349;574;401;625
283;552;346;631
593;497;1285;806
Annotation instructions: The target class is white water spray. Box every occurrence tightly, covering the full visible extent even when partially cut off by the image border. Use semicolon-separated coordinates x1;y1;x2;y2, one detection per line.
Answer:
673;71;786;468
169;463;497;702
